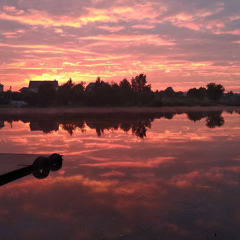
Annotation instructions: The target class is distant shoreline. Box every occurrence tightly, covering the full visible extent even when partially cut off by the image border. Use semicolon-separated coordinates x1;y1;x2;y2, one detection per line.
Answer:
0;106;239;115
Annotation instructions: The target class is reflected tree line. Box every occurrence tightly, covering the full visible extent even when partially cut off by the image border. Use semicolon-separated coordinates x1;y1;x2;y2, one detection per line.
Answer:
0;110;238;138
187;111;225;128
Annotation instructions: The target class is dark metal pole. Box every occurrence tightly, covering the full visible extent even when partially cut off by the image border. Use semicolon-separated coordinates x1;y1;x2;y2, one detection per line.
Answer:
0;153;63;187
0;166;33;186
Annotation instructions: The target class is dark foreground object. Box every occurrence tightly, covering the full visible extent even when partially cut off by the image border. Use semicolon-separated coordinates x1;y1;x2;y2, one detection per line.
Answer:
0;153;63;186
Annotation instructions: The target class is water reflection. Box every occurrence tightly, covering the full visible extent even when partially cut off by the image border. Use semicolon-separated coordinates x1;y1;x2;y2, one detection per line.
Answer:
0;108;238;138
205;112;225;128
0;120;4;129
187;111;225;128
0;153;63;186
0;108;239;239
30;121;59;133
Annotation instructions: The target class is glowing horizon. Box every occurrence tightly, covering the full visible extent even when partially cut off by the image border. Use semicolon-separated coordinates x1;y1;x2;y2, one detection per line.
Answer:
0;0;240;92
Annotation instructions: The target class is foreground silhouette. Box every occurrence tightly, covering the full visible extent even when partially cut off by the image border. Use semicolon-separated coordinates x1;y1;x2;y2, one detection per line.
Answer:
0;153;63;186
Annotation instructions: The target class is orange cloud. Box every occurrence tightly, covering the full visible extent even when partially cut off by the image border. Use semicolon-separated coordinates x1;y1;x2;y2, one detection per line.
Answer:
0;10;82;27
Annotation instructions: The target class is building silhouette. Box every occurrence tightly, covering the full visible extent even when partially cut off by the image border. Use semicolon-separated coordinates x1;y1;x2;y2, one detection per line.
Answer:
28;80;58;92
0;83;3;92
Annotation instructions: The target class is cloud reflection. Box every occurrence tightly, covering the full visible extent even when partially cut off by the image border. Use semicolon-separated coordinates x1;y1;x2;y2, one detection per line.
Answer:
0;145;239;239
0;108;239;239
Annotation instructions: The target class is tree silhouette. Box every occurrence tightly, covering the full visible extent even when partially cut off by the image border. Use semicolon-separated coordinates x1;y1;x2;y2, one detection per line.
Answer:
164;87;176;98
86;77;111;106
72;82;85;104
119;78;133;105
56;78;75;105
131;73;151;92
11;73;236;107
206;83;225;101
63;78;75;90
187;87;207;100
119;78;131;90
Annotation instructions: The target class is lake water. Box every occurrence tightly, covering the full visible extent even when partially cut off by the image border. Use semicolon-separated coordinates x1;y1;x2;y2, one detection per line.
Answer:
0;107;239;240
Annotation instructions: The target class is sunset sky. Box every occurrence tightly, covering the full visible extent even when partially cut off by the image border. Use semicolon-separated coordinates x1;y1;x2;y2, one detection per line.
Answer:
0;0;239;92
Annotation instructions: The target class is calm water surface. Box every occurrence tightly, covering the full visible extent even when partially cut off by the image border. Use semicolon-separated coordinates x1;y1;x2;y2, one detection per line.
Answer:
0;108;239;240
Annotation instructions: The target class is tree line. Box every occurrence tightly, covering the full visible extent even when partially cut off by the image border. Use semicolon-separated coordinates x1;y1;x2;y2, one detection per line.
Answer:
0;73;239;106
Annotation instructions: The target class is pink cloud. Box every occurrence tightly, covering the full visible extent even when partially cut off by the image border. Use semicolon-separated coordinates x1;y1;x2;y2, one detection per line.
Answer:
79;34;175;46
3;5;25;15
98;25;125;32
0;0;239;92
131;24;156;29
100;170;126;177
